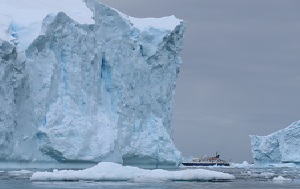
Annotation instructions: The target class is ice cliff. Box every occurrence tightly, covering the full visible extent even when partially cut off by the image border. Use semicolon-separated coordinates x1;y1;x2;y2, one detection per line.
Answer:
250;120;300;165
0;0;185;167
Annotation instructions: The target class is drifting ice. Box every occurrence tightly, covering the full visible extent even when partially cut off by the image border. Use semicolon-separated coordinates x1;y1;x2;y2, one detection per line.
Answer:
250;120;300;165
30;162;235;181
0;0;185;167
272;175;292;182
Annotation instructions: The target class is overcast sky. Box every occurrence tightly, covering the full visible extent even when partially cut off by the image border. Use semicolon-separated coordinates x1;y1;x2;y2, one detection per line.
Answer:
100;0;300;163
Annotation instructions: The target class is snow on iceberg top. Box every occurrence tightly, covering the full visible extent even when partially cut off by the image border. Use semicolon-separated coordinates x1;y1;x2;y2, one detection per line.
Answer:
0;0;182;49
0;0;94;26
0;15;14;42
30;162;235;182
84;0;183;32
288;120;300;128
128;15;182;32
0;0;93;48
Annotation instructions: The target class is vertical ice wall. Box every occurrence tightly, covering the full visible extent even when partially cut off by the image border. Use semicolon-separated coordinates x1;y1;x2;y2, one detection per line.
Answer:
0;0;185;167
0;39;48;161
0;40;17;158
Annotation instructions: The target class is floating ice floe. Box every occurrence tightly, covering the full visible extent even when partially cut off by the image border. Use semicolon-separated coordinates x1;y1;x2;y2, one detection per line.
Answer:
250;172;276;179
272;175;292;182
8;170;32;175
270;163;298;168
230;161;253;168
30;162;235;182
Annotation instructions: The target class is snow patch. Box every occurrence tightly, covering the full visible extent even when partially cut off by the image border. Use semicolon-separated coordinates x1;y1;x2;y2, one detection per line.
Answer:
128;16;182;32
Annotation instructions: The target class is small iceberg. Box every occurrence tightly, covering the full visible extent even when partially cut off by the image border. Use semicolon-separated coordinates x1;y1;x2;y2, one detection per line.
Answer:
230;161;253;168
272;175;292;182
30;162;235;182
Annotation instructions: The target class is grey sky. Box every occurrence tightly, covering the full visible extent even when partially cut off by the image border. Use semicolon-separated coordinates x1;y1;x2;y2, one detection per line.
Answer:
100;0;300;163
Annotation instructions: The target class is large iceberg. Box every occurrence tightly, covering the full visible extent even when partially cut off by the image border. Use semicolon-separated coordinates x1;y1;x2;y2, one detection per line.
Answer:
250;120;300;165
0;0;185;167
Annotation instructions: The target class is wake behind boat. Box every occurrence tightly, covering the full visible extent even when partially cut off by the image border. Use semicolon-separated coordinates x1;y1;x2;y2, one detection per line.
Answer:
182;153;230;166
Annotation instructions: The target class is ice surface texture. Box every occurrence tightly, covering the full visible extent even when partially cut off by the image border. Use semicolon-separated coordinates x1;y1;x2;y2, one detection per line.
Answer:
30;162;235;181
250;120;300;165
0;0;185;167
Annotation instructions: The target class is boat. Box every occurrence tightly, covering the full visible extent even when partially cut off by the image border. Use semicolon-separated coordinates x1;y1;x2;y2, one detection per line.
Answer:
182;152;230;166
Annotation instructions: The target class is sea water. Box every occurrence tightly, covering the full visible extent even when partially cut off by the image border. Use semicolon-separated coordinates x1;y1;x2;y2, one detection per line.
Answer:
1;166;300;189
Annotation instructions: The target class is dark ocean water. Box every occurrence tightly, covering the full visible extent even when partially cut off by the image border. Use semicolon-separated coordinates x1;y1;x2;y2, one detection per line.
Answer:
1;166;300;189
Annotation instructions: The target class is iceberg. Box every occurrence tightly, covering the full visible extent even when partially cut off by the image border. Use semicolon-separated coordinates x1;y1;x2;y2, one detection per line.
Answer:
0;0;185;167
230;161;253;168
30;162;235;182
272;175;292;182
250;120;300;165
